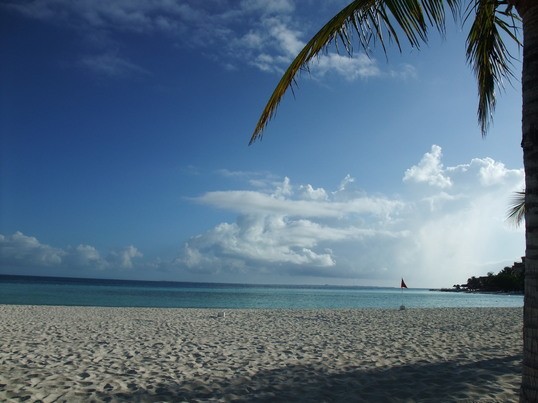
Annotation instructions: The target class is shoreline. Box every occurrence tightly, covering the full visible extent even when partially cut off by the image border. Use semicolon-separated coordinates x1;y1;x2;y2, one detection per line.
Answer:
0;305;523;402
431;288;524;295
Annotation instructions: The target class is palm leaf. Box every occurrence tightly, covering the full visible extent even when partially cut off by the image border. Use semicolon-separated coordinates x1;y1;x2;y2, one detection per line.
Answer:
250;0;520;143
250;0;462;144
507;190;525;227
465;0;521;137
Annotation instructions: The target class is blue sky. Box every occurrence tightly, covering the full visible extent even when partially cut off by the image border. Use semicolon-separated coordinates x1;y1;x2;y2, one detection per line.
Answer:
0;0;524;288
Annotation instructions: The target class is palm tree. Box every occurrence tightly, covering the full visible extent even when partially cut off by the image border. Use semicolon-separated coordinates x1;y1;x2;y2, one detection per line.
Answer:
250;1;537;401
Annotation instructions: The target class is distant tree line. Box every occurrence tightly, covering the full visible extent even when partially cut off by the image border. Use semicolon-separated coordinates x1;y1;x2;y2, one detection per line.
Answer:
465;265;524;293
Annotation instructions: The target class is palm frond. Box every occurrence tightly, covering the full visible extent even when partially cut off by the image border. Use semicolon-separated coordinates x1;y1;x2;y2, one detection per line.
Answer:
250;0;462;144
465;0;520;136
506;190;525;227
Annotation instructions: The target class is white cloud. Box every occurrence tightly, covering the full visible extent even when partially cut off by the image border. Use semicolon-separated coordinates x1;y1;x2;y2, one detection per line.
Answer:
403;144;453;188
274;176;293;198
0;232;143;274
240;0;295;14
477;158;516;186
180;217;337;270
64;244;103;268
251;53;278;72
265;17;304;56
311;53;381;80
239;31;264;48
389;63;418;79
4;0;417;81
108;245;143;269
177;145;524;286
79;53;149;77
0;232;65;267
5;0;194;33
299;184;328;201
194;188;402;219
337;174;355;191
176;213;406;276
180;174;406;280
1;146;525;287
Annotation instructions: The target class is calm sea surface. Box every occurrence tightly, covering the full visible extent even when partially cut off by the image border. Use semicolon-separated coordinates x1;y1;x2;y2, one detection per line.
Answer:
0;275;524;309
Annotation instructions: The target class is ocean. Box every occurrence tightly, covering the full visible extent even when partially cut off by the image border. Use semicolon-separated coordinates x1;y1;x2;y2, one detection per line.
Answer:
0;275;524;309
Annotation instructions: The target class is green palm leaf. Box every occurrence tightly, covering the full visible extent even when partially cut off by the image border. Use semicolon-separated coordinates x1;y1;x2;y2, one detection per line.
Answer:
507;190;525;227
466;0;521;136
250;0;519;144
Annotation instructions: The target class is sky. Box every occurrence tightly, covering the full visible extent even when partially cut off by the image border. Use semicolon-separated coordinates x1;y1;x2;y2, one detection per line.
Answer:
0;0;525;288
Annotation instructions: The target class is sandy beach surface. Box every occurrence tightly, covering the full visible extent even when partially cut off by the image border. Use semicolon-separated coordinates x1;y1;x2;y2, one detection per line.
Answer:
0;305;522;402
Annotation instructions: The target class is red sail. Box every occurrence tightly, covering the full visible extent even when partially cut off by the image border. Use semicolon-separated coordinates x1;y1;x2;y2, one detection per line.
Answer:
401;279;408;288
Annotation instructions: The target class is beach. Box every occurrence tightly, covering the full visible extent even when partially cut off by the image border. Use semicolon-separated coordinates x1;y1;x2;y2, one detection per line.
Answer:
0;306;522;402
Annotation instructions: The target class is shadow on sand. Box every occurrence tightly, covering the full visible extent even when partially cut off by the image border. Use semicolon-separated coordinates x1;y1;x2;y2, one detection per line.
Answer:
92;354;521;402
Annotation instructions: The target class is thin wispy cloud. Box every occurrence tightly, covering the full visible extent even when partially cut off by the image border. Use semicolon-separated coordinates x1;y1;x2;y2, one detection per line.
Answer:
4;0;416;80
5;0;195;33
240;0;295;14
79;52;150;77
194;189;401;219
310;53;382;80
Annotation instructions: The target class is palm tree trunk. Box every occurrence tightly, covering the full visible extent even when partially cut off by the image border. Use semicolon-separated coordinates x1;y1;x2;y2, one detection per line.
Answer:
520;2;538;401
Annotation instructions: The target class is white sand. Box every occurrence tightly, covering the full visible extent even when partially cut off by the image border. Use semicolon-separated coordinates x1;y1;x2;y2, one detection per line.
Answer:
0;305;522;402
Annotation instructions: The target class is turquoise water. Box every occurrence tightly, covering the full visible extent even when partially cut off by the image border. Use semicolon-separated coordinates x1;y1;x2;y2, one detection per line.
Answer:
0;275;524;309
